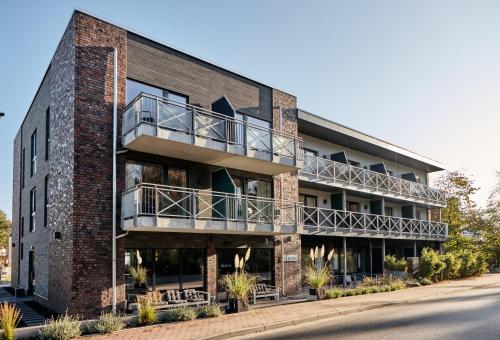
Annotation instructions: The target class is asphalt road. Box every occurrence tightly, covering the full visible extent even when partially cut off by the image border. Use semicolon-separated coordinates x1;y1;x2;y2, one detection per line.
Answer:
242;282;500;340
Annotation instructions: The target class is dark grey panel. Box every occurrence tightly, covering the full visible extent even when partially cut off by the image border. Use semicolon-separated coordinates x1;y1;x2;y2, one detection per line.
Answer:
370;163;387;174
211;96;235;118
401;173;418;182
331;151;348;164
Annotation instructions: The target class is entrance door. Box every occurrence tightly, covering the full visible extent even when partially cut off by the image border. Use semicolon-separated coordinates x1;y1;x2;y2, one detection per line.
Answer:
28;250;35;295
372;248;383;274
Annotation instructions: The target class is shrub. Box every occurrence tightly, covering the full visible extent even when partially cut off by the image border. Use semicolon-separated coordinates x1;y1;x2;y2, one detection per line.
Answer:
457;251;488;278
419;248;445;281
138;298;157;325
197;304;224;318
0;303;21;340
389;278;405;290
404;278;421;287
163;307;197;322
384;255;408;272
344;289;356;296
419;278;432;286
84;312;125;335
39;314;81;340
325;288;343;299
441;253;461;280
128;266;148;287
368;287;379;294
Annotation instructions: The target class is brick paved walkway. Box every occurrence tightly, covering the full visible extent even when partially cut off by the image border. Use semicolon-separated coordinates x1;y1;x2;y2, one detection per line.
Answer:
81;274;500;340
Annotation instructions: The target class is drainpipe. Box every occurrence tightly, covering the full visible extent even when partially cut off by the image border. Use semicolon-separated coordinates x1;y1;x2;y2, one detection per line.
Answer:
112;47;118;314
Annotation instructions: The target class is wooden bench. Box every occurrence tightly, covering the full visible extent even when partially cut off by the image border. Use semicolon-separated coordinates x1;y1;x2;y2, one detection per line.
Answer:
250;284;279;304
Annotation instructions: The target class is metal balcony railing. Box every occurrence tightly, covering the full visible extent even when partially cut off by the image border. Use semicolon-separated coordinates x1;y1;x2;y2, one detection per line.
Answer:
300;154;446;206
122;93;303;165
301;206;448;239
122;183;300;229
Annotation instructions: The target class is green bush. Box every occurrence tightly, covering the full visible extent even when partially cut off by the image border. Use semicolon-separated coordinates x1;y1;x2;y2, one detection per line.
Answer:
163;307;197;322
84;312;125;335
325;288;344;299
138;299;157;325
441;253;461;280
419;278;432;286
419;248;446;281
389;279;406;290
384;255;408;272
39;314;82;340
457;251;488;278
197;304;224;318
404;278;421;287
344;289;356;296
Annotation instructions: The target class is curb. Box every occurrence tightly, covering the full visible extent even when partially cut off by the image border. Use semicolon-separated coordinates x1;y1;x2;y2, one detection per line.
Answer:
200;279;500;340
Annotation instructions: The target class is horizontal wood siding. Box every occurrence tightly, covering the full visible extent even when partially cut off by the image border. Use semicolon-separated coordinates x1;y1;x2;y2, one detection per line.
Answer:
127;34;273;122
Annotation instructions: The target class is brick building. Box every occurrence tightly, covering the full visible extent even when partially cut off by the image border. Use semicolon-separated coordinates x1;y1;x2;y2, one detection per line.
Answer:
11;10;447;316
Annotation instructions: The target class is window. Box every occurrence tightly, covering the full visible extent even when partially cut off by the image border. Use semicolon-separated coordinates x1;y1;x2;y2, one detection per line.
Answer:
303;149;318;157
125;161;163;188
21;148;25;188
384;207;394;217
125;248;206;291
217;248;273;289
30;130;37;176
416;211;421;220
347;201;360;213
126;79;188;105
21;217;24;238
299;194;318;207
246;179;272;198
44;175;49;227
45;107;50;160
20;243;23;260
30;188;36;232
348;160;360;167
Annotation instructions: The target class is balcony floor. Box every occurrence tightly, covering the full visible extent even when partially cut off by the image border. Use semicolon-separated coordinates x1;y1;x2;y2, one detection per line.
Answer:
123;126;300;175
122;216;297;235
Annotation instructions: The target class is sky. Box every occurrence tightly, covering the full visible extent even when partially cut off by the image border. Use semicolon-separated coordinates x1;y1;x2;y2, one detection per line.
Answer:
0;0;499;219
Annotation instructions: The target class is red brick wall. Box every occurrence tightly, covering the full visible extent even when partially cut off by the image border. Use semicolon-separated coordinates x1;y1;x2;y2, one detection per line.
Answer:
272;89;302;296
71;11;127;316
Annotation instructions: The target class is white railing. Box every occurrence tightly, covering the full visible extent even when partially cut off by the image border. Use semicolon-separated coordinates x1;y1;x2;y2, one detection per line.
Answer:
300;154;446;206
301;206;448;239
122;93;303;164
122;183;300;228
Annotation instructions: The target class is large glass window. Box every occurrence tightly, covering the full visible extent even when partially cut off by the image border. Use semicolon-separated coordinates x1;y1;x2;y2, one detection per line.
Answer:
217;248;273;291
126;79;188;105
125;248;205;291
246;179;272;198
125;161;163;188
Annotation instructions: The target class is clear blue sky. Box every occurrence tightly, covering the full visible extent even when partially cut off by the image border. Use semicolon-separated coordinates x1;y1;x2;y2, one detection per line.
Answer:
1;0;499;219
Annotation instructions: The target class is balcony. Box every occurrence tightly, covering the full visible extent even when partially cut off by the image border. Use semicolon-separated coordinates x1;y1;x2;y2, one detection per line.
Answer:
121;184;300;235
299;154;446;207
300;206;447;240
122;93;303;175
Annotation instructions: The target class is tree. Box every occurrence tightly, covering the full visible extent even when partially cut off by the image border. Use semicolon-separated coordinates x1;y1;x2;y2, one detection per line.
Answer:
0;210;11;250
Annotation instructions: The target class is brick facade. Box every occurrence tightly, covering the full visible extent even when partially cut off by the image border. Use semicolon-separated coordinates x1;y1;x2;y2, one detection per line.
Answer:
272;89;302;296
71;12;127;316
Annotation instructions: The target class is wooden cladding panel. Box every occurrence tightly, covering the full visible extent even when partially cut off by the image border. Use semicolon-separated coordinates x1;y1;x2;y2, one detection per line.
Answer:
127;34;272;122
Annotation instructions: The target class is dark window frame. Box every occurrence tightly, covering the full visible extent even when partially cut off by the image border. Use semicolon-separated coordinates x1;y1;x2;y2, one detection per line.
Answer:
21;217;24;238
347;159;361;167
30;129;37;177
347;201;360;213
21;148;25;188
126;78;190;105
29;187;36;232
45;107;50;160
384;206;394;217
44;175;49;227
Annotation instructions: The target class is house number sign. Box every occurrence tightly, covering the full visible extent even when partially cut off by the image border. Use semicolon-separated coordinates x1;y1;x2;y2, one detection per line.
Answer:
283;255;298;262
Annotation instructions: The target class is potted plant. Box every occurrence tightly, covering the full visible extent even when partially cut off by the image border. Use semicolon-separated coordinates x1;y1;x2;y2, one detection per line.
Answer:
220;247;256;313
128;266;148;289
304;245;334;300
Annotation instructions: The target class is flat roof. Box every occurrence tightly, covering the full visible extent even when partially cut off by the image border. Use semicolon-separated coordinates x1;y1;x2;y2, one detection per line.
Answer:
298;109;445;172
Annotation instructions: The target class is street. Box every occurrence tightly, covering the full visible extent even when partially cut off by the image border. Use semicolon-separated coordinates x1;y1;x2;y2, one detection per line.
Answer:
243;281;500;340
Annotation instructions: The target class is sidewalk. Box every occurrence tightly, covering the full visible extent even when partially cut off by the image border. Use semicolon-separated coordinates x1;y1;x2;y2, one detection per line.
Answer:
82;274;500;340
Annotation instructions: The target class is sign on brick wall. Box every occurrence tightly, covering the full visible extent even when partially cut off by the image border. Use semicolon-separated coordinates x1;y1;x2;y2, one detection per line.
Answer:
283;254;298;262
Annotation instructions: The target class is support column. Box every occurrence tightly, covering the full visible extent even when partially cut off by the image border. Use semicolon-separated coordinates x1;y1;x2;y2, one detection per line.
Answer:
206;238;217;299
382;238;386;274
412;204;417;219
413;240;417;257
369;240;373;275
341;189;347;211
343;237;347;287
